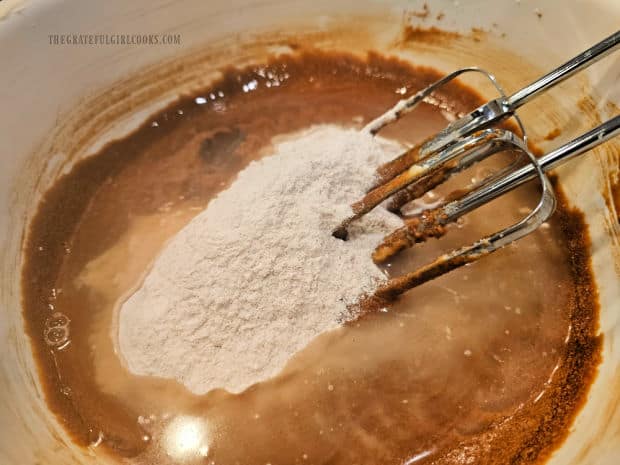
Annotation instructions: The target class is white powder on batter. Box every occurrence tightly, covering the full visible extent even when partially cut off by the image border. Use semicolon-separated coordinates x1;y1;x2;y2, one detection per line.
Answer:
118;125;404;394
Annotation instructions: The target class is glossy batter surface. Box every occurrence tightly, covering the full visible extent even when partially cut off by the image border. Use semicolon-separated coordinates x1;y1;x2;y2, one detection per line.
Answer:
22;51;600;465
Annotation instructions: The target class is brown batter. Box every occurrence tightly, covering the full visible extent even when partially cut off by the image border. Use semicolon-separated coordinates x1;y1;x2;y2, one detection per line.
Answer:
21;51;601;465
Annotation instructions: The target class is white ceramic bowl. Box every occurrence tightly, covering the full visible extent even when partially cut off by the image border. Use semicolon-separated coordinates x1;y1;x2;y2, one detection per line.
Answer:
1;1;618;464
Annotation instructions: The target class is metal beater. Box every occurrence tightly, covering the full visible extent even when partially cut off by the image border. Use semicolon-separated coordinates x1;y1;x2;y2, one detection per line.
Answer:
334;30;620;302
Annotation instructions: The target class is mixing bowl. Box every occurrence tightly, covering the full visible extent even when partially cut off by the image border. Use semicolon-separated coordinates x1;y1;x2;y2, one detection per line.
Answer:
0;0;618;464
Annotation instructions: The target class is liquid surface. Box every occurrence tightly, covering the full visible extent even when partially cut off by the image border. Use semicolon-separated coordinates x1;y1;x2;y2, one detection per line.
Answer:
22;51;600;465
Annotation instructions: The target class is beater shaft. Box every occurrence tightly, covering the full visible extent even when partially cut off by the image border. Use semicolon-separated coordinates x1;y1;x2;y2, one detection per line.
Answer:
336;30;620;299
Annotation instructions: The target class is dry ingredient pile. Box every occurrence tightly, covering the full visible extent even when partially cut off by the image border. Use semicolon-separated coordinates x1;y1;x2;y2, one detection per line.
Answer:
118;125;405;394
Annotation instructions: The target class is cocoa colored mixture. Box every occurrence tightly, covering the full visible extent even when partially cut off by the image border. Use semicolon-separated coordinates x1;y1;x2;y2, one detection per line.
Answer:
21;51;600;465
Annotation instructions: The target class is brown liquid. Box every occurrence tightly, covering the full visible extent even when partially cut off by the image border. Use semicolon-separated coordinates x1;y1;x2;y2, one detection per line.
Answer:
21;51;601;465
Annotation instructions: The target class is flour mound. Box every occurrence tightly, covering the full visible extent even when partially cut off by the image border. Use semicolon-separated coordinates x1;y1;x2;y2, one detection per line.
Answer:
118;125;404;394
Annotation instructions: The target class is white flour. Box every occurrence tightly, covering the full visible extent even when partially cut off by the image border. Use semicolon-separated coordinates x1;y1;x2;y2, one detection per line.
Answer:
118;125;404;394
